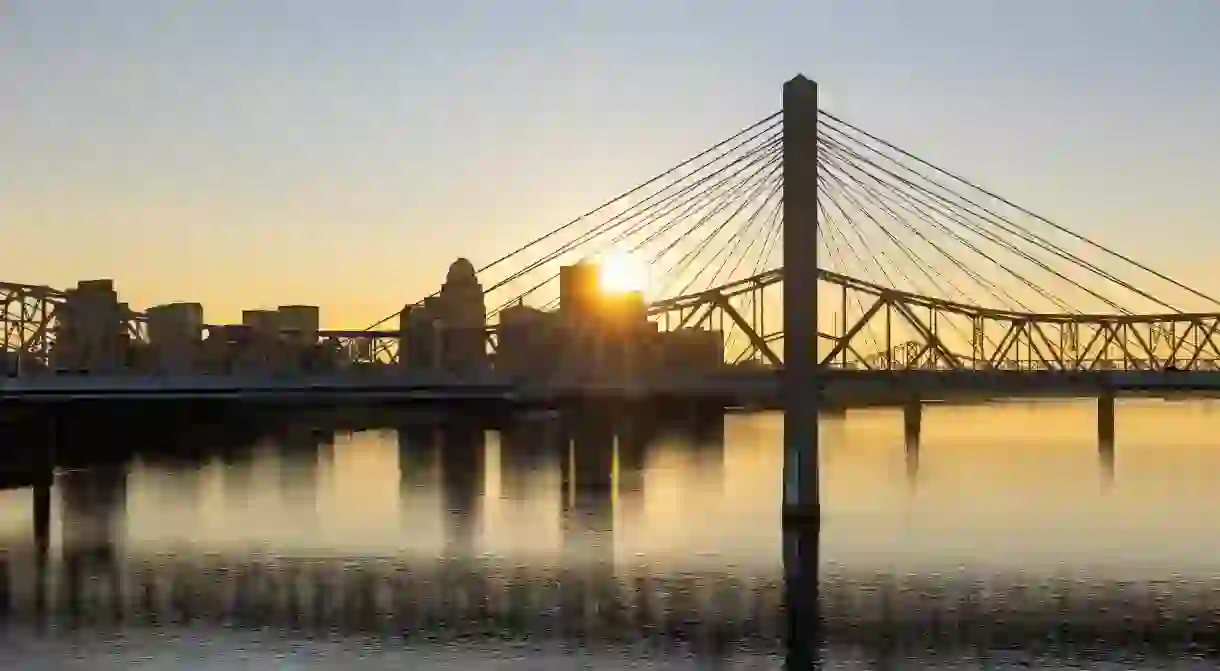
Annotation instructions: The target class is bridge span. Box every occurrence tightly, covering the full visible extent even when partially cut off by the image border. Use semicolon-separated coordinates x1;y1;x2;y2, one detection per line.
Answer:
3;368;1219;406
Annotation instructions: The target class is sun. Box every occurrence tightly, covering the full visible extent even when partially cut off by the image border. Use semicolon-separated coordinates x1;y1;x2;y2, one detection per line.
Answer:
598;251;649;295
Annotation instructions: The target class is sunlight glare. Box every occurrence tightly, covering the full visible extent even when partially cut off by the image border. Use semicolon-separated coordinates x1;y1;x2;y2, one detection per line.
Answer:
598;251;649;295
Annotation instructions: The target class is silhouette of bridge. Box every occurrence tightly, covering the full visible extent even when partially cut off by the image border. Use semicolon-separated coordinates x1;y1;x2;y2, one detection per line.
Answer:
3;75;1217;376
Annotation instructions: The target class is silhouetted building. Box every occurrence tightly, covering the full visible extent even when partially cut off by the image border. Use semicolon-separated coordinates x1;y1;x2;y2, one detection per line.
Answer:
400;301;441;369
497;302;562;379
201;324;257;373
277;305;320;346
192;305;326;373
559;262;601;322
145;302;204;373
555;262;655;380
52;279;130;373
438;258;488;373
399;258;488;373
656;328;724;372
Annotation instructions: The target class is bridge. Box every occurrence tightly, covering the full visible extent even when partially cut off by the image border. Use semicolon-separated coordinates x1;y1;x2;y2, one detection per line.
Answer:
3;74;1217;524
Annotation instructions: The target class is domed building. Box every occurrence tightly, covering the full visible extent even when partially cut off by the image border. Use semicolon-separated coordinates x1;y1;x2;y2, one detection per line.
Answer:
398;258;488;372
439;258;488;371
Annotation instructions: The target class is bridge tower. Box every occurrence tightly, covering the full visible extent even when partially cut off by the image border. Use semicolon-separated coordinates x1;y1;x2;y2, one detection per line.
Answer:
781;74;822;669
782;75;821;522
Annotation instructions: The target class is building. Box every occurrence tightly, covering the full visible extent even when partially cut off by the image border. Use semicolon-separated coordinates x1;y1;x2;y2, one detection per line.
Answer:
554;262;654;381
438;258;488;373
400;301;440;370
559;262;601;324
145;302;204;373
277;305;320;346
52;280;130;374
656;328;724;372
399;258;489;373
497;302;561;379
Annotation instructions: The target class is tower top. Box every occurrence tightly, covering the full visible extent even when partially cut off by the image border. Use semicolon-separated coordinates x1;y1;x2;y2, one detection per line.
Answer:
445;257;478;285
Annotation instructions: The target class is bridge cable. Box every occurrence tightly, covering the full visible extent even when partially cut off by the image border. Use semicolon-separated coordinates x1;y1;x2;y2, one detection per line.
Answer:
362;112;783;330
815;192;884;353
820;134;1133;314
705;197;778;357
818;161;994;359
819;184;958;358
494;142;783;315
673;175;784;297
819;149;1032;313
673;179;783;360
727;202;785;363
818;141;1071;313
819;110;1220;308
486;129;782;296
819;117;1189;312
820;126;1165;312
656;165;783;298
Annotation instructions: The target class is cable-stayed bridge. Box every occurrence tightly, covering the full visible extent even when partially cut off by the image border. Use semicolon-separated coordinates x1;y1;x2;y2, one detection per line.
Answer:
2;75;1218;393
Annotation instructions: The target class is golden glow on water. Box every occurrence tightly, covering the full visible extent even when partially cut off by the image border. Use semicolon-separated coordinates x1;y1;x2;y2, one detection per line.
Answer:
17;399;1220;580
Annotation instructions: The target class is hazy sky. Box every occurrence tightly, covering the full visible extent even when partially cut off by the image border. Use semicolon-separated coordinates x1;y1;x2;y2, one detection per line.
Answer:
2;1;1218;326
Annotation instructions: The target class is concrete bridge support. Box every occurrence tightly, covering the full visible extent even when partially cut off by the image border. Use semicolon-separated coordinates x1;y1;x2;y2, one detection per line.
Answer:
781;73;823;668
902;398;922;447
781;74;821;525
784;523;821;668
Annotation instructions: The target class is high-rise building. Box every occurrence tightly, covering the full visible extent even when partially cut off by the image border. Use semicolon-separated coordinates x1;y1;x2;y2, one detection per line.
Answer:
401;302;440;370
146;302;204;373
53;280;129;373
497;303;559;379
438;258;488;373
559;262;601;324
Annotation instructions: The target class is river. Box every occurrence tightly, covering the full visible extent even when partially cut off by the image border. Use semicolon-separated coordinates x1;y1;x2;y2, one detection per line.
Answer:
0;399;1217;668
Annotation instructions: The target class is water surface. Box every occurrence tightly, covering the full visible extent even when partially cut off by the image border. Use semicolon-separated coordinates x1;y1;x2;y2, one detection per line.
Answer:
0;399;1218;668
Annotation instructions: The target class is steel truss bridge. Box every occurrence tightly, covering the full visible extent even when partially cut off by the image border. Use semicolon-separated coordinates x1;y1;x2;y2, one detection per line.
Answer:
4;75;1219;376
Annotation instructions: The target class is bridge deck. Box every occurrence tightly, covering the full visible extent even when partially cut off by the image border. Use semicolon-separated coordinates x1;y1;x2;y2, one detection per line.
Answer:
2;370;1220;406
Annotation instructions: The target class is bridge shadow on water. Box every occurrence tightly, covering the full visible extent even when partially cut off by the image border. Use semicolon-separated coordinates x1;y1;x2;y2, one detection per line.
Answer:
0;403;1214;668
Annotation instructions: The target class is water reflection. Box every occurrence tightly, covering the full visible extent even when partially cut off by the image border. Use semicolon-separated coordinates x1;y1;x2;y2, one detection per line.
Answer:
0;400;1216;667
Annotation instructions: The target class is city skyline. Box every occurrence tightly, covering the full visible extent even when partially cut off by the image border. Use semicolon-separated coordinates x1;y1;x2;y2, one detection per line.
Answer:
3;1;1219;327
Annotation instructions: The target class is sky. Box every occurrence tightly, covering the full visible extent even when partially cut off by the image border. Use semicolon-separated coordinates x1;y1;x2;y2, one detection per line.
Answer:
2;1;1218;327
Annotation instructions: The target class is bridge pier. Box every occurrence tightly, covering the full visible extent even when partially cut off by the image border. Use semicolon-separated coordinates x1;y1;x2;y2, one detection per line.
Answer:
781;74;821;525
784;521;821;668
781;73;823;667
1097;392;1115;444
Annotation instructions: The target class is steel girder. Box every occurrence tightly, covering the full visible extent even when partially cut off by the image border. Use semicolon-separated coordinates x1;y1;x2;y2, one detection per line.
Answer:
833;292;1220;371
651;268;1220;371
0;283;62;365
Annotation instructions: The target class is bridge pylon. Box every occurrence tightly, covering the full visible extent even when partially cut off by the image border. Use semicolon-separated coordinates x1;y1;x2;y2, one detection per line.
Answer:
781;74;823;668
782;74;821;524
